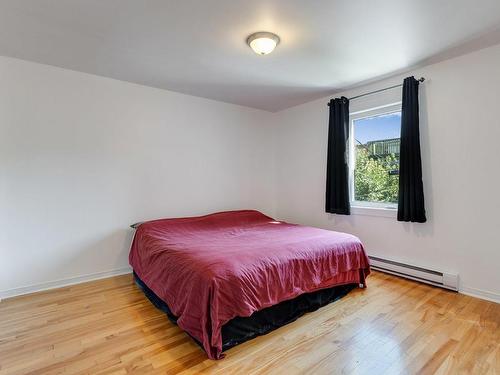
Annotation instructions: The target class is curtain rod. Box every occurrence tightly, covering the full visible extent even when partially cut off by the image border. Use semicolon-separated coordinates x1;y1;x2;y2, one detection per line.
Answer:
328;77;425;105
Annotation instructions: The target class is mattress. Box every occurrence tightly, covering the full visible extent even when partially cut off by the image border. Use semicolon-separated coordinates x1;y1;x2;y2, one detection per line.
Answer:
129;210;370;359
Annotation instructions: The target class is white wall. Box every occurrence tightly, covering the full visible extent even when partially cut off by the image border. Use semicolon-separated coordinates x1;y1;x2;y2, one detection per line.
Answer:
2;43;500;303
0;56;275;297
271;43;500;302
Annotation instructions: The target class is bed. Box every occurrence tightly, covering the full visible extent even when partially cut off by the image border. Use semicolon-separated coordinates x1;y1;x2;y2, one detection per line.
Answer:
129;210;370;359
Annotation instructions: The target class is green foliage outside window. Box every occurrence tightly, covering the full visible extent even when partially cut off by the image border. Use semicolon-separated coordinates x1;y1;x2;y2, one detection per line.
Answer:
354;148;399;204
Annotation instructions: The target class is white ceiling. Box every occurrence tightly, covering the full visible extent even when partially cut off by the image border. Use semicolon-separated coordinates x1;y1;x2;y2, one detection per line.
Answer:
1;1;500;112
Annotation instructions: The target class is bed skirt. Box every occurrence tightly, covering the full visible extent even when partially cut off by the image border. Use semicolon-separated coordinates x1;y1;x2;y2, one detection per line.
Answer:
133;272;357;354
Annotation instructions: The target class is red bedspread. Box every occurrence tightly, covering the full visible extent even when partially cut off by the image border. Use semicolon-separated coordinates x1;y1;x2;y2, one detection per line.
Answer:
129;210;370;359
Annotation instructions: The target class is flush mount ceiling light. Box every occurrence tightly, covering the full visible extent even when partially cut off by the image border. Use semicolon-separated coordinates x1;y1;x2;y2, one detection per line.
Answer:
247;32;280;55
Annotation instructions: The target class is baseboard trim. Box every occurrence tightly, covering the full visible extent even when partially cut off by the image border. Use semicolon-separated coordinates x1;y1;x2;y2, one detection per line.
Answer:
0;267;133;301
460;286;500;304
2;266;498;305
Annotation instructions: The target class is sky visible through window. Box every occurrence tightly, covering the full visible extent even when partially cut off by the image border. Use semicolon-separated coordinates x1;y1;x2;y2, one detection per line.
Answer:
354;112;401;145
353;111;401;204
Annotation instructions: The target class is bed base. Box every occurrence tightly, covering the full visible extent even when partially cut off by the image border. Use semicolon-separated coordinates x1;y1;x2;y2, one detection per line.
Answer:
133;272;357;354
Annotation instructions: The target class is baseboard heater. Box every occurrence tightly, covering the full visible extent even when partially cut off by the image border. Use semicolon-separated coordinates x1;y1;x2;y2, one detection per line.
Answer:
368;256;458;291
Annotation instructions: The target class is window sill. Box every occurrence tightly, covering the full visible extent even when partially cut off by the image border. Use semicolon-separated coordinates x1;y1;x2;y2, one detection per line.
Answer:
350;206;397;218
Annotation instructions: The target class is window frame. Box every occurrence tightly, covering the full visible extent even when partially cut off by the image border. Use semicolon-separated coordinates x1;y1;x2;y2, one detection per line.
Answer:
349;102;402;212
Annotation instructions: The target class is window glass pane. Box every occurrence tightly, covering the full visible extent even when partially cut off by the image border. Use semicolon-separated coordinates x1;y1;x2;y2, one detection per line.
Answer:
353;112;401;204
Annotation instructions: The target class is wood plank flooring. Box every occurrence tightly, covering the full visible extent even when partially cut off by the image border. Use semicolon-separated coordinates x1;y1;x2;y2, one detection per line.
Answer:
0;271;498;375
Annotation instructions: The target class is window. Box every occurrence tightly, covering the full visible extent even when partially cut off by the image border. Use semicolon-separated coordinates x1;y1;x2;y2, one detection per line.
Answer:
349;103;401;210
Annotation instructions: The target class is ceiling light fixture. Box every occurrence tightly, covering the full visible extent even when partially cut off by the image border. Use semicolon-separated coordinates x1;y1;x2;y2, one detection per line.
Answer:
247;32;280;55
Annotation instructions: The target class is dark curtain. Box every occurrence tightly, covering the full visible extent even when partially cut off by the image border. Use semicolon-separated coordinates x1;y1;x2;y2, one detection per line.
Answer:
398;76;426;222
325;97;350;215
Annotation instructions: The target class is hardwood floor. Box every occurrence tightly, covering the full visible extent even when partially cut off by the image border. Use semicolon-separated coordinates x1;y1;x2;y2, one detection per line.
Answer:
0;272;498;375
